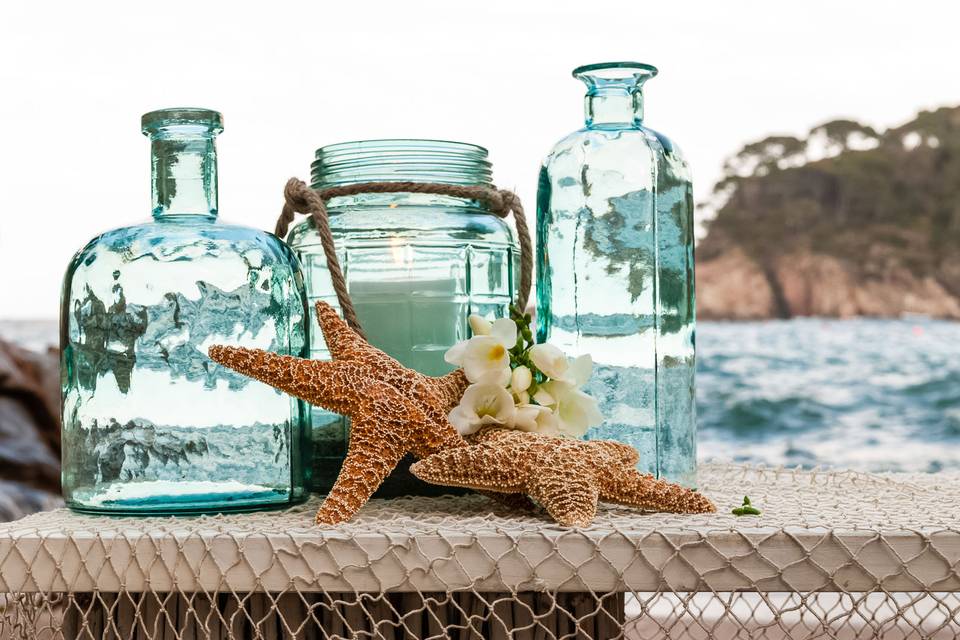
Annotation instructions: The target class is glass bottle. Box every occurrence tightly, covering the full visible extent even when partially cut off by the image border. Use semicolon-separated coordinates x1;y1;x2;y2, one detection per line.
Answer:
536;63;697;486
60;108;310;514
287;139;518;495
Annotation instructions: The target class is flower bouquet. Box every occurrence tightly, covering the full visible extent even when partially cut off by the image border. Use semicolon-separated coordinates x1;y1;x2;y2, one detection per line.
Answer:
444;306;603;438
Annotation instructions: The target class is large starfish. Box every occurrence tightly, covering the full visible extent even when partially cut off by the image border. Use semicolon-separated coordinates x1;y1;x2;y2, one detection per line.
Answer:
410;428;716;527
209;301;484;525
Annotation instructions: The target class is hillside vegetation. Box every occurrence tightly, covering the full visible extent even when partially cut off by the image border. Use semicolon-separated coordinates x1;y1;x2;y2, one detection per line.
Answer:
697;106;960;319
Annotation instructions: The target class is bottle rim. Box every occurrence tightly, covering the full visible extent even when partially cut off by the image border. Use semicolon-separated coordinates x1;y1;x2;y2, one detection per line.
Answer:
141;108;223;135
573;61;659;78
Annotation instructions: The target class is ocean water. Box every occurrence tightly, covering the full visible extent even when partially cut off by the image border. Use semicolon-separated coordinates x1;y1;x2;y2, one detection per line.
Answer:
697;318;960;472
2;317;958;473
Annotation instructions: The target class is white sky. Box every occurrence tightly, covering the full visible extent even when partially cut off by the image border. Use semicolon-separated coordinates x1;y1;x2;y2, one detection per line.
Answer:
1;0;957;319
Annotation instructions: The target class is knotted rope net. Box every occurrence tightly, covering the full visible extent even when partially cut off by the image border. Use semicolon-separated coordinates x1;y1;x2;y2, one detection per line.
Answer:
273;178;534;339
1;464;959;639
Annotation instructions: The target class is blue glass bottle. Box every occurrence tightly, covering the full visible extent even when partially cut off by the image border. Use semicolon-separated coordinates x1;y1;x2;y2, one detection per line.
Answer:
536;63;697;486
60;108;310;514
287;140;518;495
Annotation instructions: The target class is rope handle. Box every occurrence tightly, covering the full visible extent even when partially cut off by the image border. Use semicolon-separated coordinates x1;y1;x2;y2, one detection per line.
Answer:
274;178;533;339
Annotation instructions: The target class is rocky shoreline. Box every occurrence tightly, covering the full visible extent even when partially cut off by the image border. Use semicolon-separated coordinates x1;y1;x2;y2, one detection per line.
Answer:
697;249;960;320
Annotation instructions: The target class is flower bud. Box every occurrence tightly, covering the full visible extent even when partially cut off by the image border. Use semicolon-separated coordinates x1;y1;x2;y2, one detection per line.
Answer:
511;365;533;392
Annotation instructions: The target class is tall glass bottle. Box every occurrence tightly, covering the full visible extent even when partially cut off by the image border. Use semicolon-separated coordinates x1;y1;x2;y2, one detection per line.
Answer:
60;108;310;514
536;63;697;486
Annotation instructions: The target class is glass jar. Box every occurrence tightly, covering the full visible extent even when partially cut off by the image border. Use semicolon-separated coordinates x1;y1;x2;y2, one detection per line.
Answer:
60;108;310;514
536;63;697;486
286;139;518;495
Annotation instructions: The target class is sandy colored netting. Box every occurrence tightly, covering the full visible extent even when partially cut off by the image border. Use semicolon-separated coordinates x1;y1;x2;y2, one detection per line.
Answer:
1;464;958;639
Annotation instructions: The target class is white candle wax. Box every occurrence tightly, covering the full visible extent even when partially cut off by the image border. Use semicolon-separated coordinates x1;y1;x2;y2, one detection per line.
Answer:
349;277;464;376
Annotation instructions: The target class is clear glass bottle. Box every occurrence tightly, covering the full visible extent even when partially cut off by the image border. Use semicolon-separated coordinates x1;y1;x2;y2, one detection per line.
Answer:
287;139;518;495
60;108;310;514
536;63;697;486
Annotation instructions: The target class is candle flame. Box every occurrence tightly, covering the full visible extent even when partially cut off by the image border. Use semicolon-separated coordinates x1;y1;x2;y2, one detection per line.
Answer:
390;236;412;266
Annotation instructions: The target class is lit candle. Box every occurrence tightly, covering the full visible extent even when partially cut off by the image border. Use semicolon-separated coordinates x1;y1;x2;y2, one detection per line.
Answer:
348;238;465;376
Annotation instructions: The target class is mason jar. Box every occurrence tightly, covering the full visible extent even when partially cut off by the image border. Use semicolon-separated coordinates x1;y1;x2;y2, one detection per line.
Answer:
286;139;518;495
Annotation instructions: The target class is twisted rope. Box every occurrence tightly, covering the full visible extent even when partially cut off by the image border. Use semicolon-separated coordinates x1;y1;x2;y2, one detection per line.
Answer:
275;178;533;337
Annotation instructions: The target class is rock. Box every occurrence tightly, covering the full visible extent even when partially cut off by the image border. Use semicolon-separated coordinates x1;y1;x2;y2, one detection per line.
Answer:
696;105;960;320
0;340;62;521
696;248;775;320
697;250;960;320
773;253;861;318
0;480;61;522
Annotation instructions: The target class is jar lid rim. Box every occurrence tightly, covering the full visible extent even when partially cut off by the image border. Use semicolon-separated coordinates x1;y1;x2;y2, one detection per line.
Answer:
315;139;488;158
313;139;493;188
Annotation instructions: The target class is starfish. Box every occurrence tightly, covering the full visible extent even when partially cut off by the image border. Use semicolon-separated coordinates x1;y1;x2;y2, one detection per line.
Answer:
410;428;716;527
209;301;488;525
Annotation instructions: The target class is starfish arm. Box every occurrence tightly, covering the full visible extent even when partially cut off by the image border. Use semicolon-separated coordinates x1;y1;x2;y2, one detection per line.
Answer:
315;436;409;525
599;469;716;514
405;377;469;459
208;345;362;416
314;301;373;361
315;384;424;525
407;421;467;461
528;464;599;527
409;446;529;494
404;415;536;512
590;440;640;467
427;369;470;412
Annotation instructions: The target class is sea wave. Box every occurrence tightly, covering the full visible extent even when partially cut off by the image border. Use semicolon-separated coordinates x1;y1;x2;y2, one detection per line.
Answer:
2;317;958;473
698;318;960;472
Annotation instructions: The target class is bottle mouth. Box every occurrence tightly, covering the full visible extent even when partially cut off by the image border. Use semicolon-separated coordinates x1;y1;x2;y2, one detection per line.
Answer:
141;108;223;136
573;62;658;91
311;139;493;188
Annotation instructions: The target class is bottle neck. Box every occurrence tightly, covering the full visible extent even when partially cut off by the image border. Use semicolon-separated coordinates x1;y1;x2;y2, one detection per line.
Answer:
585;87;644;128
574;62;657;129
149;131;219;220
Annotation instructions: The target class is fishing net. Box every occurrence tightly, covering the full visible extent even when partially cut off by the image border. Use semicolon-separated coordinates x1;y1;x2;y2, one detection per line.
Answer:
1;464;958;639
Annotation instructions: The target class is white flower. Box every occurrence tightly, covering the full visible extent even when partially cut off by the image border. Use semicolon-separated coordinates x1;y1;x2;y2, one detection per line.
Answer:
445;318;517;384
538;379;603;437
532;388;555;406
484;366;513;386
529;343;570;381
446;316;603;438
448;383;517;435
514;403;561;435
468;314;492;336
510;365;532;393
530;346;595;387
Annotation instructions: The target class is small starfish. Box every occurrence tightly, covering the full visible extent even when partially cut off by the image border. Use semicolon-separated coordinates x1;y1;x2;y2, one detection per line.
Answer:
209;301;487;525
410;428;716;526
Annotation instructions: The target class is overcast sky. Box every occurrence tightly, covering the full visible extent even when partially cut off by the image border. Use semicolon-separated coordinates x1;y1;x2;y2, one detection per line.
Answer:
1;0;957;318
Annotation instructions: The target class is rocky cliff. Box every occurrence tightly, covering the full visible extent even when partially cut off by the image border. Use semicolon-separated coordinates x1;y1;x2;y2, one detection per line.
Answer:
697;107;960;319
